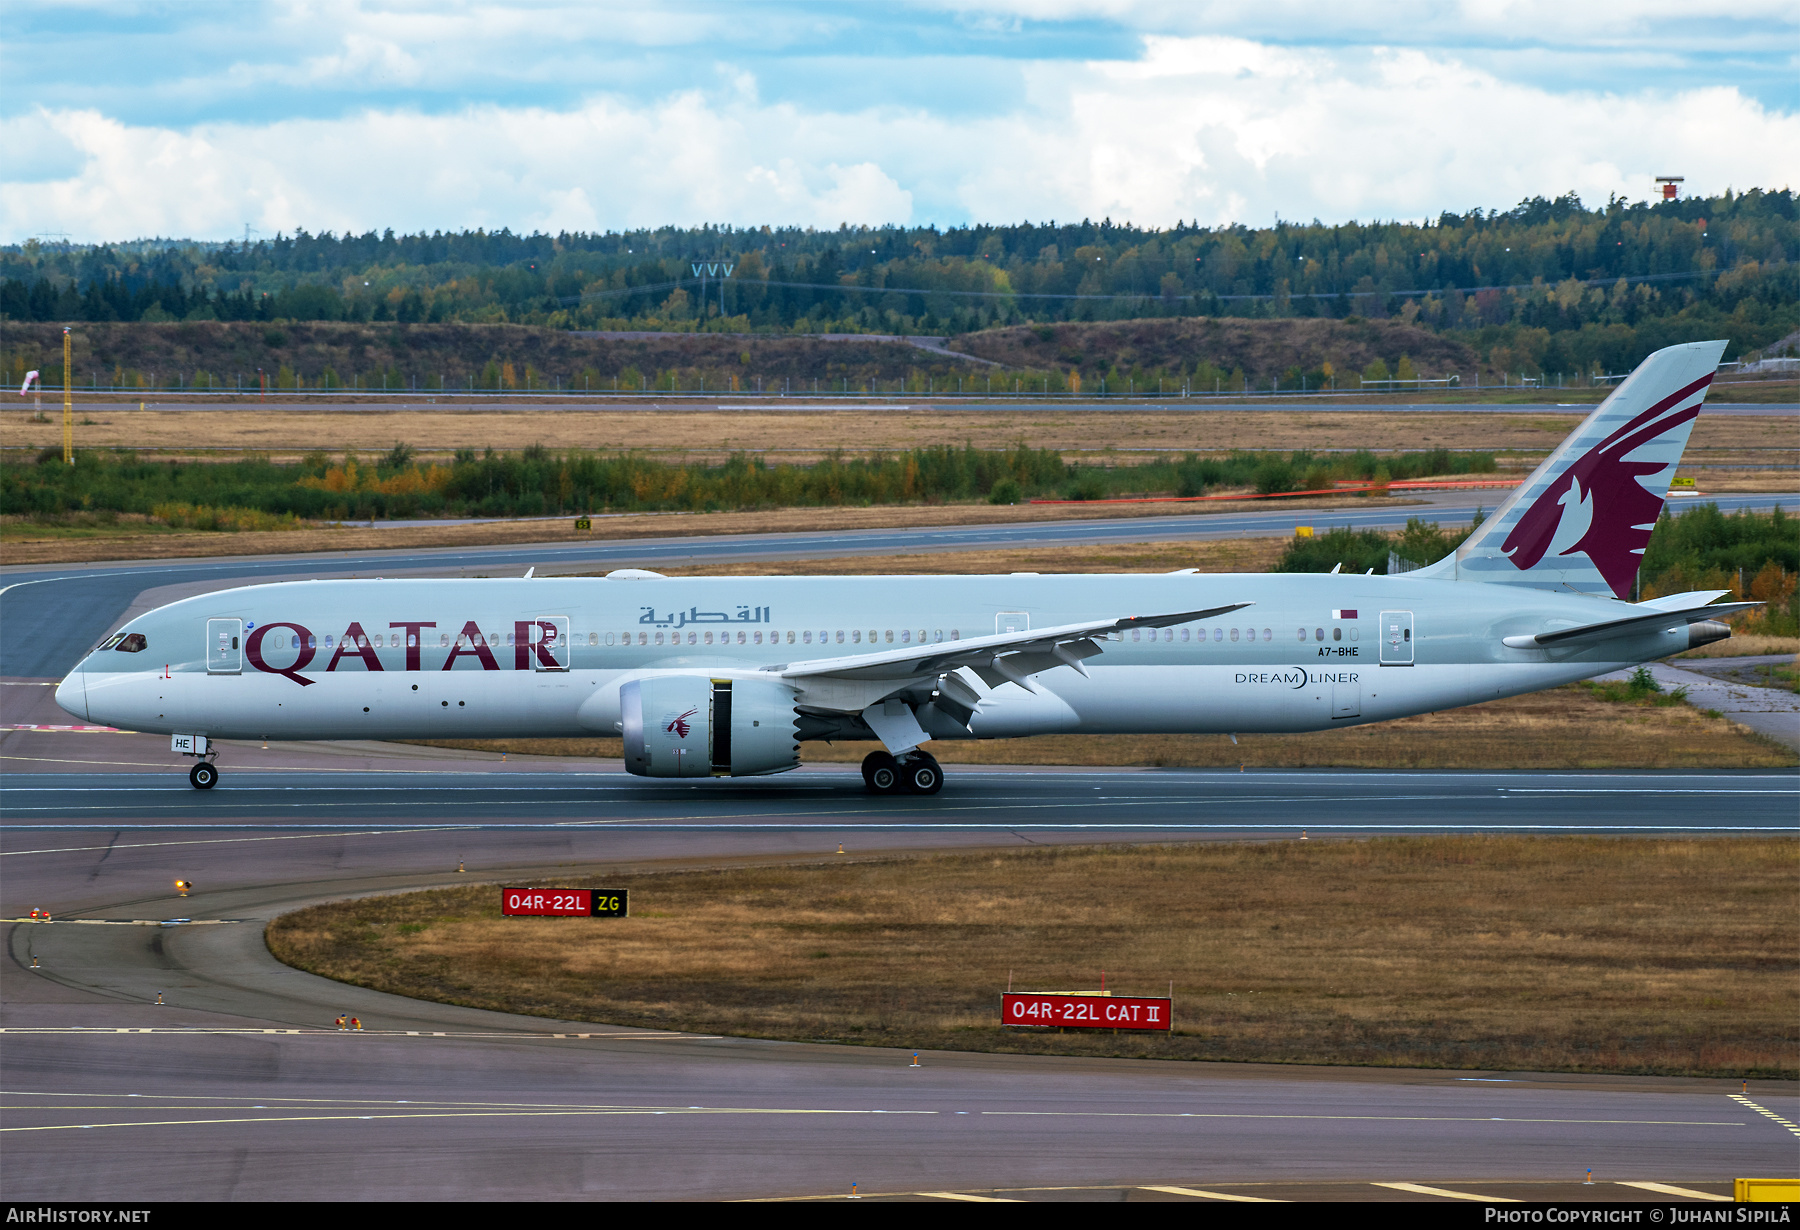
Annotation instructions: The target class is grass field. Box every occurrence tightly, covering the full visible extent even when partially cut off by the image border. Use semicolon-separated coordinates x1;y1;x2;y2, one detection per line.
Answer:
6;405;1787;460
265;837;1800;1077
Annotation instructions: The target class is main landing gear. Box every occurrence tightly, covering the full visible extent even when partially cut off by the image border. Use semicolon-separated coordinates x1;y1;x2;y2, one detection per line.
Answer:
861;750;944;796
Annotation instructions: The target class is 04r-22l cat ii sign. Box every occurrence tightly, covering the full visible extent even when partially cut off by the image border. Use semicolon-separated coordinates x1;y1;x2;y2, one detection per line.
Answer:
56;341;1754;795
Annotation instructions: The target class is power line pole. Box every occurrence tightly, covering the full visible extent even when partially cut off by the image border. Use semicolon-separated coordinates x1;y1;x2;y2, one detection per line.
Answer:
62;327;73;464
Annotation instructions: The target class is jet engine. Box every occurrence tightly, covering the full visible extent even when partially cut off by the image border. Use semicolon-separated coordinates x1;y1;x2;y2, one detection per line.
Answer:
620;675;801;778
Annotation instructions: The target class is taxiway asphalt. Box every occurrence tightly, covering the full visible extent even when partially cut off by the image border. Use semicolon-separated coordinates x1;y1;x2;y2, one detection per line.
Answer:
4;754;1795;1200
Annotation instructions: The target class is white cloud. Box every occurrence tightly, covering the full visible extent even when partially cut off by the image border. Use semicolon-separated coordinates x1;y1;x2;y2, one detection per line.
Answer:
2;37;1794;242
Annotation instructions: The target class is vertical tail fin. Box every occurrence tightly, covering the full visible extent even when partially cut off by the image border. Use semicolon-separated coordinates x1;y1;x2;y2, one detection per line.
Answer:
1414;339;1727;597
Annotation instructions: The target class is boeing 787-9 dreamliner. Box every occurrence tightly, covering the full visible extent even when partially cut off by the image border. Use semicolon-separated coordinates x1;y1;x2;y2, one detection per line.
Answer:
56;340;1755;794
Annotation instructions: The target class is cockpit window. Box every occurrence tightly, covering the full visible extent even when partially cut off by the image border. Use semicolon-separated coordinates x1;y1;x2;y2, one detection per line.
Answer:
98;633;126;650
115;633;148;653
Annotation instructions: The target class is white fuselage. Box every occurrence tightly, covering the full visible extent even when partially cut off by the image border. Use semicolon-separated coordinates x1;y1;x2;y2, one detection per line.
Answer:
57;572;1686;748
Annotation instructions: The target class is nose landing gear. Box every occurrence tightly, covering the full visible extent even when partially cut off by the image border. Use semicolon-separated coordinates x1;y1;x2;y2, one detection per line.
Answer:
174;734;219;789
861;750;943;795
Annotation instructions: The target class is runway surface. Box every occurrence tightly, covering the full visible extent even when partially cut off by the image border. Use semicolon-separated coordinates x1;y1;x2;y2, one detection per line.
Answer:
4;515;1797;1200
4;751;1795;1200
2;490;1792;679
4;766;1797;831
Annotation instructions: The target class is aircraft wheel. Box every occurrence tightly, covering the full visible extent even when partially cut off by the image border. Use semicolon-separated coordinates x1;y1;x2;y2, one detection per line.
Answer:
861;750;901;794
901;754;943;795
189;762;218;790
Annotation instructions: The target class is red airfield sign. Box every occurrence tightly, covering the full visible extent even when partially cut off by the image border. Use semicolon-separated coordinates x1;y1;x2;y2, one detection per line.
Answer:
1001;993;1172;1031
501;888;626;917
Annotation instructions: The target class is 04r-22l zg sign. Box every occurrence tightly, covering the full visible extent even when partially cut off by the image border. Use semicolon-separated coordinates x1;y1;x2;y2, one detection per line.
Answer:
1001;993;1172;1031
500;888;627;917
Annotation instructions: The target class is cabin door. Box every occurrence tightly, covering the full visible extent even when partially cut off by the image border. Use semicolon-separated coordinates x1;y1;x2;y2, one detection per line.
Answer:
529;616;571;671
1379;610;1414;666
207;619;242;674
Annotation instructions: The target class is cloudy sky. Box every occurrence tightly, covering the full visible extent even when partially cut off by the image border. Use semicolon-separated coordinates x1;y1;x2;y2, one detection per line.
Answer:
3;1;1796;242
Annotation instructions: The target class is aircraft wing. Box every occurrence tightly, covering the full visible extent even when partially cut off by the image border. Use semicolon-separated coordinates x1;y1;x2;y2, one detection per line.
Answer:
1501;600;1760;649
768;603;1253;686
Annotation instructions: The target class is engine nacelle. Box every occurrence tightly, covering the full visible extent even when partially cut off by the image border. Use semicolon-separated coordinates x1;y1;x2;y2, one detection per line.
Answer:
620;675;801;778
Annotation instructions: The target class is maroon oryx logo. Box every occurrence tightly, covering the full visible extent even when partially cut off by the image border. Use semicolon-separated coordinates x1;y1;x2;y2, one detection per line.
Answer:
1501;372;1710;598
664;708;699;739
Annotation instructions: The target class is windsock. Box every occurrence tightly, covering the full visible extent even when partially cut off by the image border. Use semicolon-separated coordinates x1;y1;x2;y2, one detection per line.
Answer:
20;370;39;396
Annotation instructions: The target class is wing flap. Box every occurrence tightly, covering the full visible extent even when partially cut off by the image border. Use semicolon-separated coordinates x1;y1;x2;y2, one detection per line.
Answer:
770;603;1252;683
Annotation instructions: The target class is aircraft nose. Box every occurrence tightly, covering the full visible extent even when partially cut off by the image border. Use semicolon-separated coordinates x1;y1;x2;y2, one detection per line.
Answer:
54;667;88;722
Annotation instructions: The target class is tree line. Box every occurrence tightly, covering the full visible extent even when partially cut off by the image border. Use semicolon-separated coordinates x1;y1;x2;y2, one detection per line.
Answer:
3;189;1794;375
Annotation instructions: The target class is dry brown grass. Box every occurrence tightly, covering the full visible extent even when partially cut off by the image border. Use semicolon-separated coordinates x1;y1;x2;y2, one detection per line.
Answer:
265;837;1800;1076
405;684;1795;770
1676;635;1800;659
6;405;1784;458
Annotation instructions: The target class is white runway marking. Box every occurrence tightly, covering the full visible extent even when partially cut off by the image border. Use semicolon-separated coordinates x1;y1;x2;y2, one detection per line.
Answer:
1615;1181;1732;1201
1374;1182;1521;1201
1139;1185;1281;1201
1730;1093;1800;1137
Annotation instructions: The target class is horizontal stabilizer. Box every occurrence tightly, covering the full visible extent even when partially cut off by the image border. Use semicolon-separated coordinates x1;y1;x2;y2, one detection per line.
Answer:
1636;589;1731;612
1502;601;1759;649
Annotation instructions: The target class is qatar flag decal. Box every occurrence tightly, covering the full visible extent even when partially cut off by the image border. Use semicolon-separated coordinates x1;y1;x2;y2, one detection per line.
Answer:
1332;609;1358;619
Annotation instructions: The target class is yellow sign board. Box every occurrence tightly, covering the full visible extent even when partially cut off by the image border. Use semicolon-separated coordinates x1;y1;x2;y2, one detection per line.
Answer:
1295;526;1314;538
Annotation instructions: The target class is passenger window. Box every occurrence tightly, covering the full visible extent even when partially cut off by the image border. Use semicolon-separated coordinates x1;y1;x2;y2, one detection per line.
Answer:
1349;628;1358;640
1315;628;1325;641
1262;628;1271;641
950;629;959;640
1333;627;1342;641
933;630;943;643
803;631;812;644
703;631;713;645
787;631;796;644
654;631;665;645
637;632;647;645
1212;628;1223;642
117;633;147;653
900;629;911;644
1180;628;1189;642
1230;628;1239;642
885;630;893;643
1164;629;1173;642
1296;627;1306;641
836;631;845;644
1131;628;1140;642
852;631;861;644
